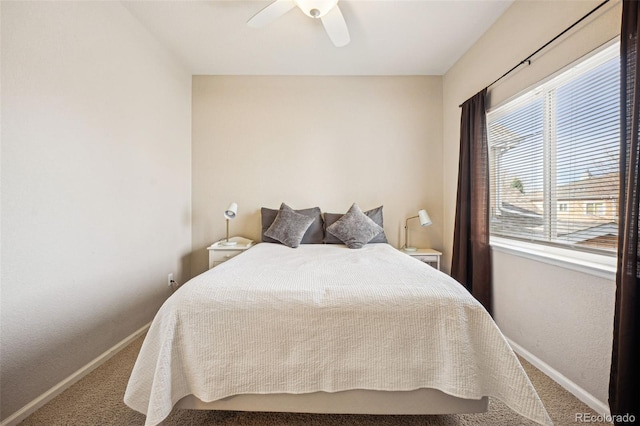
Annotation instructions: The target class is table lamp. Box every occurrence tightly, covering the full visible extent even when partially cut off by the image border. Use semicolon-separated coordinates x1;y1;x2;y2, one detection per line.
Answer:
404;209;432;252
222;202;238;246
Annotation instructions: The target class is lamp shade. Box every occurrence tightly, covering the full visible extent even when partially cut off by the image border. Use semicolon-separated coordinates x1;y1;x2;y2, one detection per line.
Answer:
224;203;238;220
418;209;432;227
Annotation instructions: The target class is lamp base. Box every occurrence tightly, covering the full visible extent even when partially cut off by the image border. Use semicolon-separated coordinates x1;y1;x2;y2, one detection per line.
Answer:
403;247;417;252
221;241;237;246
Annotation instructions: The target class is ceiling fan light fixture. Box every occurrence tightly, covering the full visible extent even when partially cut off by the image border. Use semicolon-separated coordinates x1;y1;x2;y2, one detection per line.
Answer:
248;0;349;47
294;0;339;19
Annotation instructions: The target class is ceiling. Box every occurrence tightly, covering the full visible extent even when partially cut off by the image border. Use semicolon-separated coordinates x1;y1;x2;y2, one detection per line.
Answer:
122;0;514;76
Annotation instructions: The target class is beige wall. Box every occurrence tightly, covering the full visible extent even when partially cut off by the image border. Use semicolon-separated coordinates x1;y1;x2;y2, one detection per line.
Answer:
492;250;616;407
1;2;192;421
192;76;442;276
442;0;620;412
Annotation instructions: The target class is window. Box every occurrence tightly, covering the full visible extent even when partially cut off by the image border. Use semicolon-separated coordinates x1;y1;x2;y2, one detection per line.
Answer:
488;42;619;254
585;202;605;216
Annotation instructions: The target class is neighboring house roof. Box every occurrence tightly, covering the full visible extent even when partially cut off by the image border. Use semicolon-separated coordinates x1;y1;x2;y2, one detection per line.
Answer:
558;222;618;243
556;172;619;201
500;202;543;219
524;172;619;202
489;123;540;151
499;186;542;216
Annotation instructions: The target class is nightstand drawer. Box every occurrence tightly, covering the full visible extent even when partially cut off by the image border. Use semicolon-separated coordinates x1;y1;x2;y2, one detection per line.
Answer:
413;256;439;269
400;248;442;271
207;237;255;269
413;254;439;263
210;250;243;263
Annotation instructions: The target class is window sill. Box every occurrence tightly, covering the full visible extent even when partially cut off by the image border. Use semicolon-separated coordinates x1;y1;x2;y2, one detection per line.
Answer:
490;237;617;280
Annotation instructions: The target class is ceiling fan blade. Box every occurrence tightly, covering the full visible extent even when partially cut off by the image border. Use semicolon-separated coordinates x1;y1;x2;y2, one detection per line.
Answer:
320;5;350;47
247;0;296;28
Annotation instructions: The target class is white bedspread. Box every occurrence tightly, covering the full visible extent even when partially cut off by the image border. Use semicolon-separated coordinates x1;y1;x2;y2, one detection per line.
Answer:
124;243;552;426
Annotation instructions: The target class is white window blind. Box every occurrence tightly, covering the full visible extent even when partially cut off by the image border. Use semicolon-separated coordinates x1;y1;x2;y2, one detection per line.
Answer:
487;42;620;254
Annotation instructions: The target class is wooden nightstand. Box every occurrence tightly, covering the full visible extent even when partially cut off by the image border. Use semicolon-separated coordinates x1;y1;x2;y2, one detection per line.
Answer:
207;236;254;269
401;248;442;270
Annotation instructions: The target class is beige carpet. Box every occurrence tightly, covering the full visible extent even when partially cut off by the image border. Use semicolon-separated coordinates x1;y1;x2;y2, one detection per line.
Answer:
20;335;610;426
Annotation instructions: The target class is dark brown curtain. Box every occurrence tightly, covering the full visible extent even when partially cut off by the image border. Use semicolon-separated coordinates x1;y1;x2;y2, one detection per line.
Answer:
451;88;492;315
610;1;640;421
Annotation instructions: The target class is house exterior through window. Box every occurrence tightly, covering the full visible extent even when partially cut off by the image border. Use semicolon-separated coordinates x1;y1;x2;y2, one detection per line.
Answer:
487;42;619;254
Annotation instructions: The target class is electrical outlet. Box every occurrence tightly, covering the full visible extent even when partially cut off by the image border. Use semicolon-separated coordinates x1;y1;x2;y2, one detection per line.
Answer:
167;273;174;288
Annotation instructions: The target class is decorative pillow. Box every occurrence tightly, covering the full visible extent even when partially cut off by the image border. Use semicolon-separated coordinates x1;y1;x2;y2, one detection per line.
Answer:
324;206;388;244
264;203;316;248
326;203;384;249
261;206;323;244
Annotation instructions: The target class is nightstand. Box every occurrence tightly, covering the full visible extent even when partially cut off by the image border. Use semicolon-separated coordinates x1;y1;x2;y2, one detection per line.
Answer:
402;248;442;270
207;236;254;269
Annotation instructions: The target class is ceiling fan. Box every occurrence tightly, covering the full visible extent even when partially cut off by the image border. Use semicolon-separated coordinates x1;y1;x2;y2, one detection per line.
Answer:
247;0;350;47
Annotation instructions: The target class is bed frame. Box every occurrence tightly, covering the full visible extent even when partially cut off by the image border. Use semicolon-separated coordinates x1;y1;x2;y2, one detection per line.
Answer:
175;388;489;415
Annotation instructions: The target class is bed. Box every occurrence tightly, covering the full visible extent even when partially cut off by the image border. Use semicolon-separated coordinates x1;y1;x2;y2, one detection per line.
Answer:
124;242;552;426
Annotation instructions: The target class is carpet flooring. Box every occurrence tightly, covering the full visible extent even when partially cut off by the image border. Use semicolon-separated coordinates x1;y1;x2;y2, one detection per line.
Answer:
19;335;611;426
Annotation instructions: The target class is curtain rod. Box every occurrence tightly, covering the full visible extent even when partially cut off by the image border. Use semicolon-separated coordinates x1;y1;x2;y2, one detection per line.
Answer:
458;0;611;108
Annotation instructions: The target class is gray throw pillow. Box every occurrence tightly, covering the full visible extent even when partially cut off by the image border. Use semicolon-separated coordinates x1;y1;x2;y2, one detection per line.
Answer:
326;203;384;249
324;206;388;244
264;203;316;248
261;206;323;244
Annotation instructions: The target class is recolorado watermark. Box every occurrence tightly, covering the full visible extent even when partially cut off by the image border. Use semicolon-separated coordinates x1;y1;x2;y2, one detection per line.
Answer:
575;413;636;423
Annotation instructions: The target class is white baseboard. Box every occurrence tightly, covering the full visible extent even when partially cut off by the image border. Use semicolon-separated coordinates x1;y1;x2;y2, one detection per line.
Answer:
507;337;611;417
0;322;151;426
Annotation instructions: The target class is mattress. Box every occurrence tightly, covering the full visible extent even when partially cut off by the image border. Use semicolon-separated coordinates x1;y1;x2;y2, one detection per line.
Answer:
124;243;552;426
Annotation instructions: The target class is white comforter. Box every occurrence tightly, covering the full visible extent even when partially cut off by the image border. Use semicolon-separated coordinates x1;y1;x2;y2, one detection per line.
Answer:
124;243;552;426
